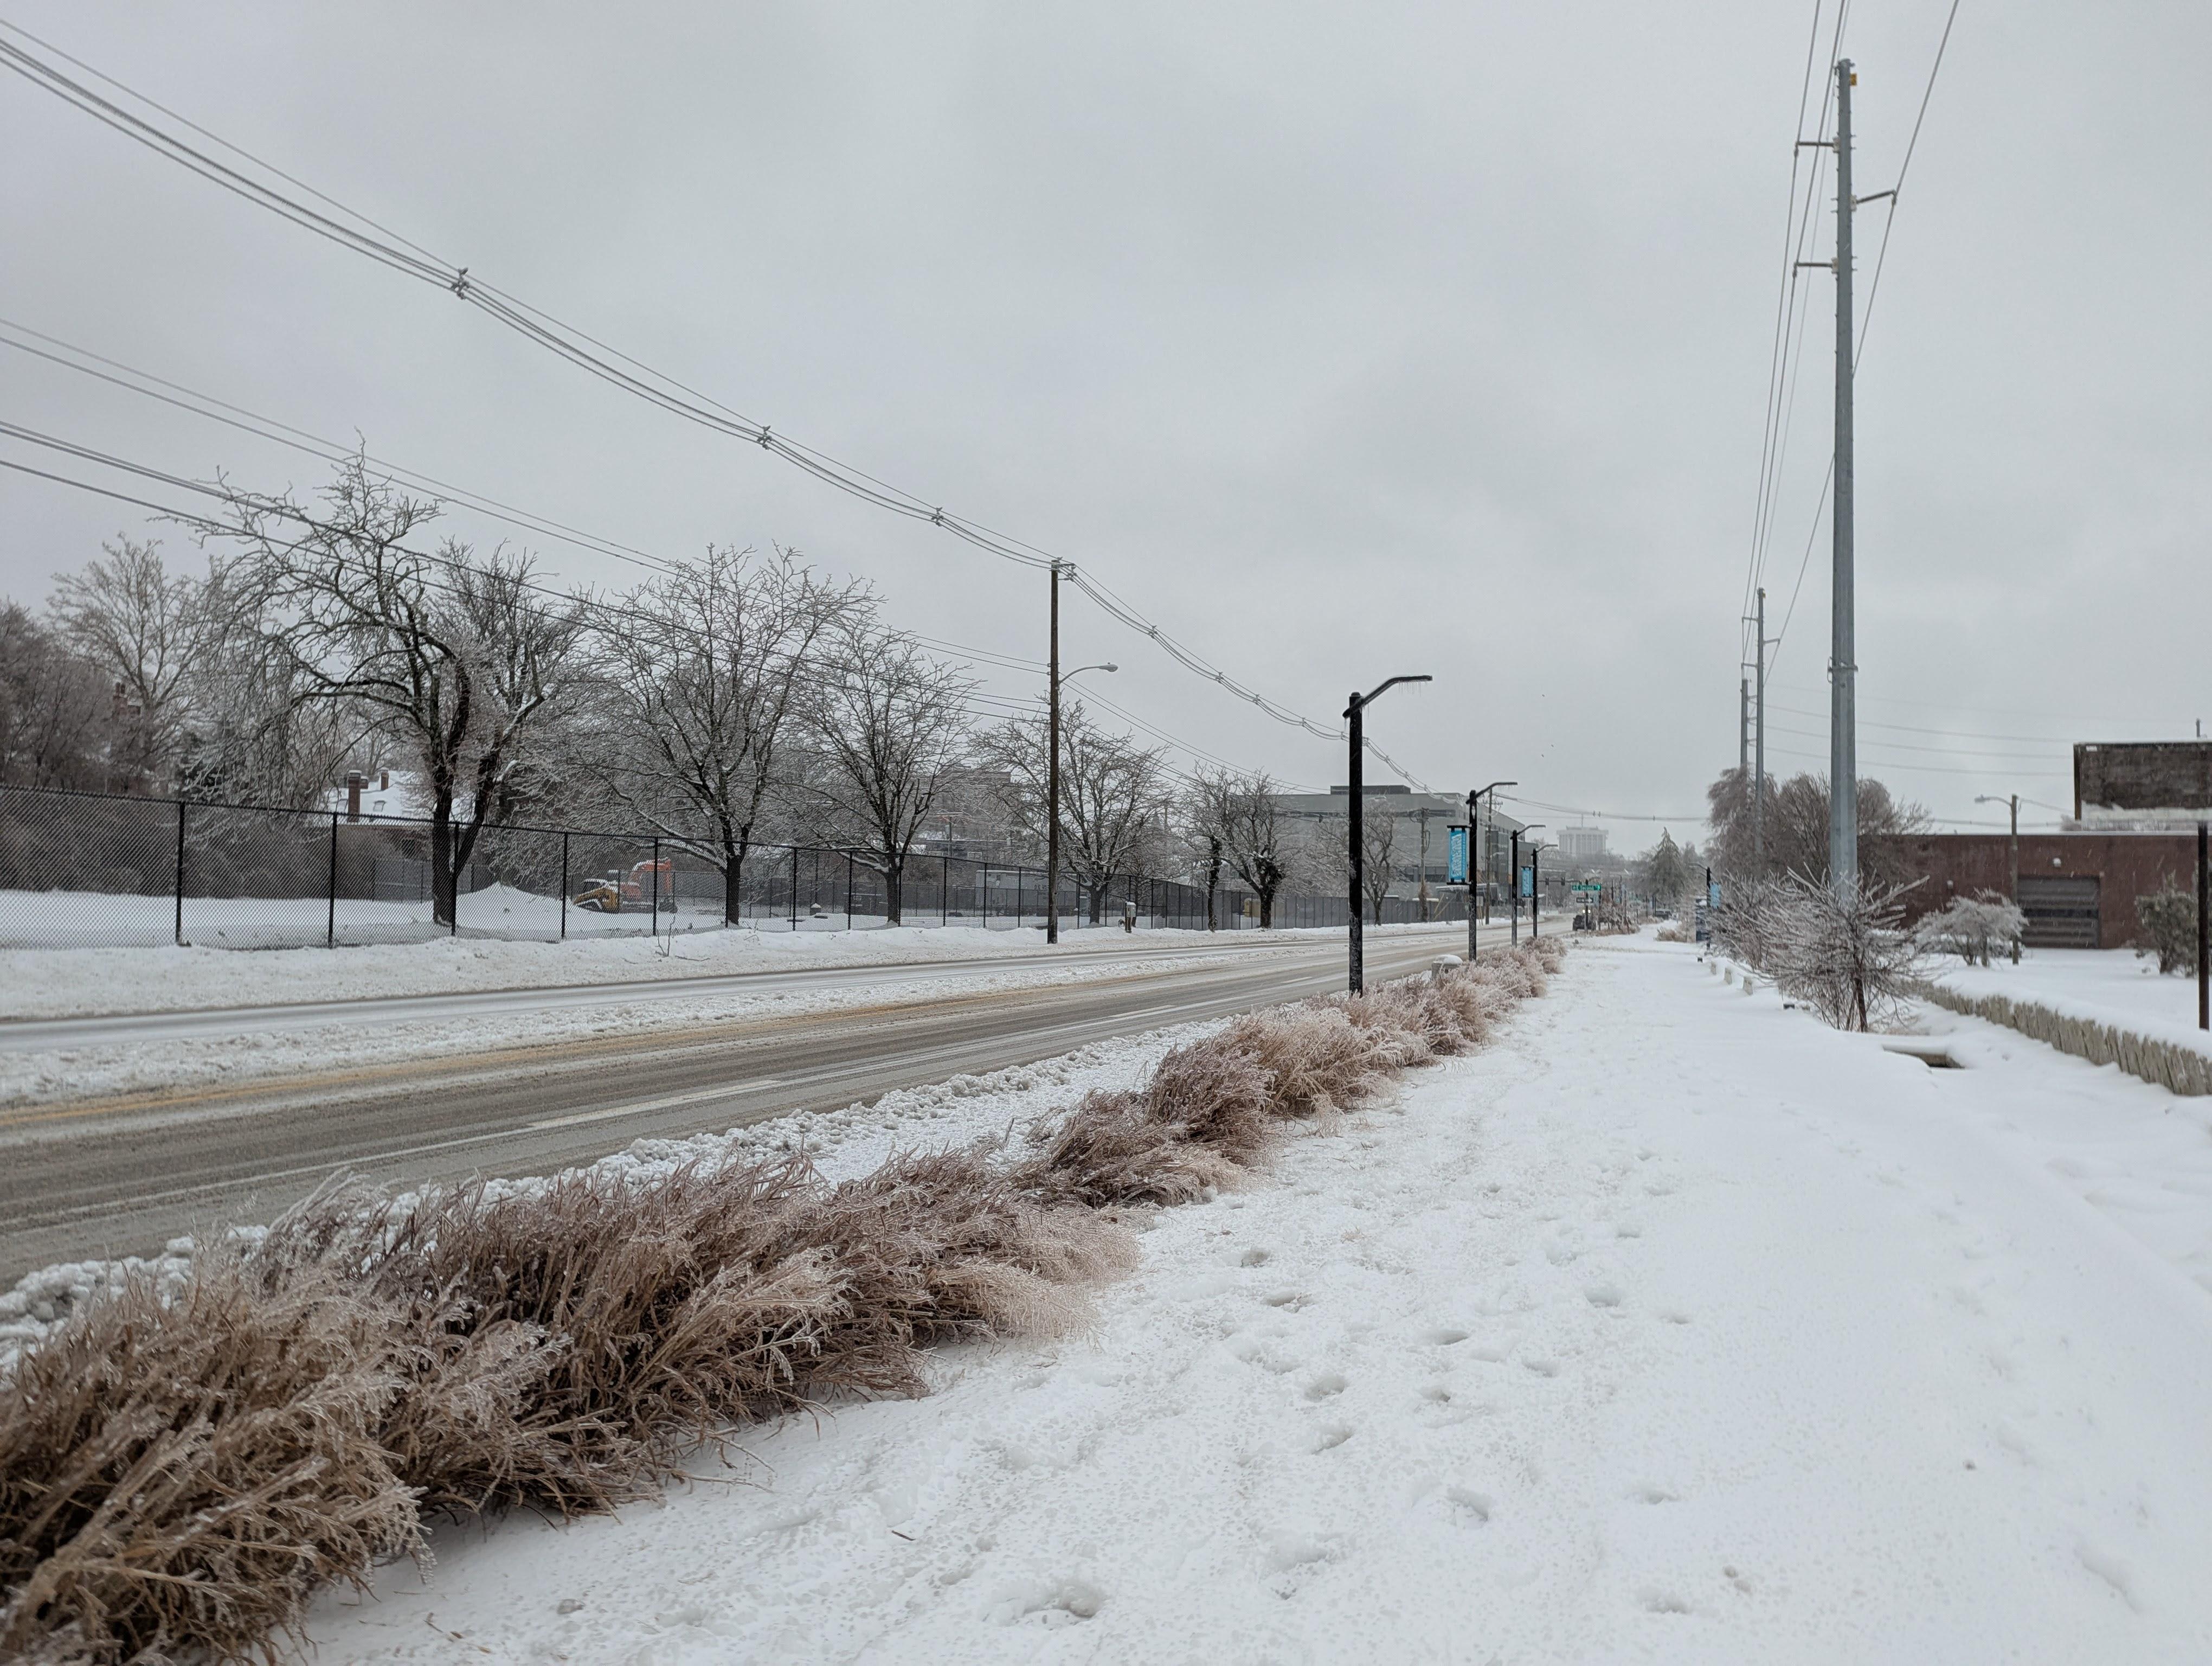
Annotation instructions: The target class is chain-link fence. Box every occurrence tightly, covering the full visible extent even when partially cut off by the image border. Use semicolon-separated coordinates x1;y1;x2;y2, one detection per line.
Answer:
0;782;1469;951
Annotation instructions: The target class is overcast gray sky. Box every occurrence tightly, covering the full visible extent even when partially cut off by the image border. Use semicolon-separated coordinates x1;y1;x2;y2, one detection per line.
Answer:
3;2;2206;846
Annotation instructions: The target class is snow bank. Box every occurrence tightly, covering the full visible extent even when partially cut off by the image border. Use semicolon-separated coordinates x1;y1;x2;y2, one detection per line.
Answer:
1927;953;2212;1097
0;919;1452;1021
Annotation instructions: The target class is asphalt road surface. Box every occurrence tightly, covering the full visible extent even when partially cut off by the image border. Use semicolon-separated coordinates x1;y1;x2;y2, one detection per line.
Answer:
0;922;1560;1282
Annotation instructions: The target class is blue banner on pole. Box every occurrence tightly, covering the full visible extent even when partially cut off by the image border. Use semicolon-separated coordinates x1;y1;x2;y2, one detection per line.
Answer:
1519;866;1534;899
1446;825;1468;886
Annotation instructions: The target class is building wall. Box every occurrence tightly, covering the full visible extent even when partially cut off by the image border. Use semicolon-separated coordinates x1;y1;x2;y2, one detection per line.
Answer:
1873;831;2202;951
2074;741;2212;816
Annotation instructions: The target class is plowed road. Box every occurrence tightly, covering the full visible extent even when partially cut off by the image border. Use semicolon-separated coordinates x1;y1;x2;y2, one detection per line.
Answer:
0;925;1542;1281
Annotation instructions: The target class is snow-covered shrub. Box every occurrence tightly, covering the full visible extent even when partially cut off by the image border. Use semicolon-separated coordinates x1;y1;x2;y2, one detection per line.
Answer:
1755;876;1925;1031
1913;892;2025;966
0;1247;417;1665
2135;885;2202;976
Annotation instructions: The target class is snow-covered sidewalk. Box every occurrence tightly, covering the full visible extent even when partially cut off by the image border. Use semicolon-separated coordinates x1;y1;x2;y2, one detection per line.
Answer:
307;940;2212;1663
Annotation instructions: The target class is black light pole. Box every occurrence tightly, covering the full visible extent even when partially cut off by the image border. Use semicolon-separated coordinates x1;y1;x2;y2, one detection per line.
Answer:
1466;779;1515;963
1508;823;1544;945
1346;674;1432;993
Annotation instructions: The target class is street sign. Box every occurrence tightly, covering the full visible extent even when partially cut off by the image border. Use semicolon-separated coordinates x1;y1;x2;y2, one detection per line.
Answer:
1446;825;1469;885
1570;881;1602;895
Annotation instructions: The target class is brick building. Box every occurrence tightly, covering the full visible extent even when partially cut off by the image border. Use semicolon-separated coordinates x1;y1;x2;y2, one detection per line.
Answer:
1872;831;2202;951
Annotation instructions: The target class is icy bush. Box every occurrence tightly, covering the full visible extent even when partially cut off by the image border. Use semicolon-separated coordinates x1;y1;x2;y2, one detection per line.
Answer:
1750;875;1926;1033
2135;885;2202;976
1914;892;2025;966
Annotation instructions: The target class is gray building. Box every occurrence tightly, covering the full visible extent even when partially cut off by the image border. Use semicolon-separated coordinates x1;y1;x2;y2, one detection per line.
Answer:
1276;785;1526;902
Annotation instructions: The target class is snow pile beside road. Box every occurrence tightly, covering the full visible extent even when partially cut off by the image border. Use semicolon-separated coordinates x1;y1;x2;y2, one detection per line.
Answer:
0;954;1236;1107
0;925;1054;1020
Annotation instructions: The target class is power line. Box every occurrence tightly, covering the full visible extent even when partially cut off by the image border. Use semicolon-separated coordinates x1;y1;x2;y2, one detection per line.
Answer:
0;318;1048;680
0;420;1307;803
0;17;1424;785
1763;7;1963;674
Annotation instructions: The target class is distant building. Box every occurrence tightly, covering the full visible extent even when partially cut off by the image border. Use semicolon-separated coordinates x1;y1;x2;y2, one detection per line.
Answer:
1875;830;2201;951
2073;741;2212;830
1275;785;1525;899
1557;824;1607;863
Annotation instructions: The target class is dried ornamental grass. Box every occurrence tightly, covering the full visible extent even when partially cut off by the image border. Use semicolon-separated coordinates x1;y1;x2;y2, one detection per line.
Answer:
0;1250;417;1665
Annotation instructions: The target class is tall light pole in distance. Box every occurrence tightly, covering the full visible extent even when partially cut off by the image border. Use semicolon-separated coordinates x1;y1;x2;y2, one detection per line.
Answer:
1345;674;1432;993
1508;824;1545;945
1467;780;1515;963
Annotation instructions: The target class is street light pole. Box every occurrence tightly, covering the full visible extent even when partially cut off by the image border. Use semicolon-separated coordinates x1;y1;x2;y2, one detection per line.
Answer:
1508;823;1545;945
1976;792;2023;963
1345;674;1432;994
1466;779;1515;963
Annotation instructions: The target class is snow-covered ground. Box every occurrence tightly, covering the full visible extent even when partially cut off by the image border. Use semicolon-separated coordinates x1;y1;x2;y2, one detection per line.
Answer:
303;937;2212;1663
0;919;1461;1022
1931;947;2212;1064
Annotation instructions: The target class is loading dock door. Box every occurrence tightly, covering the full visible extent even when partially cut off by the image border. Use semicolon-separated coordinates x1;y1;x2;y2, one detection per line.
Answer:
2017;875;2100;949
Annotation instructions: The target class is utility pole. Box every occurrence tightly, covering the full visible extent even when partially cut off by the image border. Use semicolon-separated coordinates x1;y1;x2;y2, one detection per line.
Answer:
1740;675;1751;781
1047;561;1062;945
1829;59;1859;894
1754;585;1769;869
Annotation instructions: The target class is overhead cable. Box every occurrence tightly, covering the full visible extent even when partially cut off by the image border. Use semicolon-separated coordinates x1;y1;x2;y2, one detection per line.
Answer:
0;17;1420;784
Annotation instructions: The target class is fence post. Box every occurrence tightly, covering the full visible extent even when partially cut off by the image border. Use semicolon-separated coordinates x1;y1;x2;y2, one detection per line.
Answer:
790;845;800;931
326;810;338;948
651;837;661;938
173;798;187;947
1014;867;1021;930
561;832;569;941
943;851;950;927
846;851;854;931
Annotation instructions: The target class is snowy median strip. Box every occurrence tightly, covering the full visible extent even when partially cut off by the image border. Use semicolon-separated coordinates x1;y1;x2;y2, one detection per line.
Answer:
0;939;1564;1664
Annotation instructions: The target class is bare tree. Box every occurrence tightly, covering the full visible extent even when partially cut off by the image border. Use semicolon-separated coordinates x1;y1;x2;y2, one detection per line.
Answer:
1361;804;1398;924
813;622;974;925
0;604;107;790
1180;767;1239;931
1706;767;1927;890
47;537;217;790
227;458;586;925
589;546;870;924
1220;771;1291;928
978;702;1171;922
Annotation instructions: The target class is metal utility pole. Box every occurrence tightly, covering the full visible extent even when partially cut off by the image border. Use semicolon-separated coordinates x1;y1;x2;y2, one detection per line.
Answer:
1047;561;1061;945
1740;676;1751;780
1344;674;1431;993
1754;585;1769;868
1829;59;1860;894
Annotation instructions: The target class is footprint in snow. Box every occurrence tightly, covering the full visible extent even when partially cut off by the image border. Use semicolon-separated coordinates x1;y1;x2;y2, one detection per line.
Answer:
1423;1326;1470;1347
1304;1372;1348;1400
1310;1422;1354;1453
